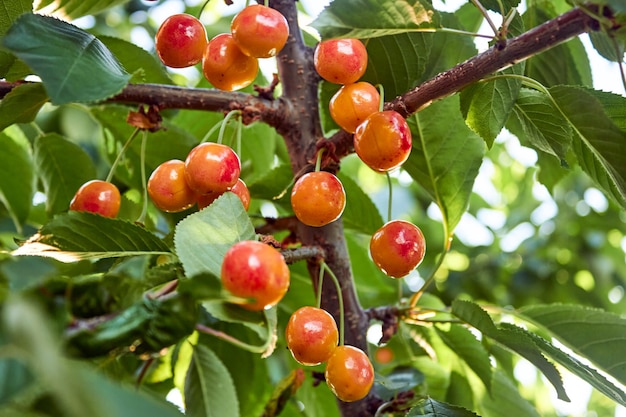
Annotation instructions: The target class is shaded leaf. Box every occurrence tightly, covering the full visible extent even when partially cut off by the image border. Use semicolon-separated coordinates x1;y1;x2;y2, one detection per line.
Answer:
338;172;384;235
435;324;493;393
405;95;485;233
376;366;425;400
185;344;240;417
0;358;33;405
13;211;170;262
311;0;437;39
0;126;34;230
33;133;97;216
3;13;130;104
35;0;132;20
480;0;521;12
0;82;48;131
406;396;479;416
174;193;256;278
0;0;32;77
519;304;626;386
507;88;571;159
479;370;540;417
550;85;626;209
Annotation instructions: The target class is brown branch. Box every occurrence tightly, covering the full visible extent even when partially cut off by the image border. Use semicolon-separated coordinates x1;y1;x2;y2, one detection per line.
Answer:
281;246;326;264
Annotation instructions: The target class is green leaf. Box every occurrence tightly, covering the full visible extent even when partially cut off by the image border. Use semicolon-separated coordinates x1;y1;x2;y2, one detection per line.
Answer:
479;370;540;417
97;36;172;85
174;193;256;278
519;304;626;386
338;173;384;235
13;211;170;261
311;0;437;39
33;133;97;216
435;324;493;393
247;163;294;203
480;0;521;13
376;367;424;400
0;82;47;131
362;32;433;100
404;95;485;233
203;301;268;340
34;0;132;20
507;88;572;159
550;85;626;209
460;66;524;146
2;13;130;104
519;324;626;406
451;300;498;338
0;0;31;77
406;397;479;416
185;344;240;417
0;358;33;405
0;126;34;231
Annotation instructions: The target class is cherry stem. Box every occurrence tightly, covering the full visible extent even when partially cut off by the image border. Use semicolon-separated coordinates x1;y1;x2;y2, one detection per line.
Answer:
217;109;242;145
316;264;324;309
314;148;325;172
408;234;452;308
198;0;211;19
137;130;149;225
105;127;140;183
321;261;344;346
135;357;155;389
376;83;385;113
200;122;222;144
235;112;243;157
470;0;499;38
195;322;270;354
385;172;393;223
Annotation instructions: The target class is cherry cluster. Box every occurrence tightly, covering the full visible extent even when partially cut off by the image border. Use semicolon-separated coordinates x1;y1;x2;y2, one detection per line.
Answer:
155;4;289;91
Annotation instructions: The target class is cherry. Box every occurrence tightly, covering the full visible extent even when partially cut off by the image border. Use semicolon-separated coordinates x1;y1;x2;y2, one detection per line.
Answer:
155;14;207;68
69;180;121;218
286;306;339;366
290;171;346;227
329;82;380;133
147;159;196;213
374;346;394;364
184;142;241;196
231;4;289;58
220;240;290;311
314;38;368;85
197;178;251;211
202;33;259;91
353;110;412;172
369;220;426;278
325;345;374;402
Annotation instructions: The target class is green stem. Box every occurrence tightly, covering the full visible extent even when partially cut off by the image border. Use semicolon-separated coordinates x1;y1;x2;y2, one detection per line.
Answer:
106;127;140;183
197;0;211;19
408;233;451;308
217;110;241;145
137;130;149;225
470;0;499;37
377;84;385;113
316;264;324;309
199;122;222;144
385;172;393;223
315;148;325;172
321;261;345;346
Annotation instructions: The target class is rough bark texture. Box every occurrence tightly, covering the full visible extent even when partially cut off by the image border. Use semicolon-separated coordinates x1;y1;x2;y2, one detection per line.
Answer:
0;3;607;416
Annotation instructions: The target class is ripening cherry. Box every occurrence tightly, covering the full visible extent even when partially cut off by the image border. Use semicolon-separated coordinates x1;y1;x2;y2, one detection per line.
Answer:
353;110;412;172
147;159;196;213
155;14;207;68
329;82;380;133
202;33;259;91
220;240;290;311
197;178;251;211
231;4;289;58
291;171;346;227
369;220;426;278
286;306;339;366
314;38;368;84
184;142;241;195
69;180;121;218
325;345;374;402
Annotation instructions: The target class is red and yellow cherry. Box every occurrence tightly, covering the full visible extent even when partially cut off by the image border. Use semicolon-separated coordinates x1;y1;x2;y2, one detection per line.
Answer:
155;14;207;68
314;38;368;84
197;178;251;211
147;159;196;213
286;306;339;366
291;171;346;227
69;180;121;218
370;220;426;278
353;110;412;172
184;142;241;195
220;240;290;311
325;345;375;402
231;4;289;58
374;346;394;364
329;82;380;133
202;33;259;91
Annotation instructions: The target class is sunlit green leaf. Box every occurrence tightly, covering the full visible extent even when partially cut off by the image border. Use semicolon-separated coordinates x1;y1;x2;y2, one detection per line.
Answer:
0;126;34;231
0;82;47;131
174;193;256;278
3;13;130;104
34;0;132;20
405;95;485;233
311;0;437;39
479;371;540;417
185;344;240;417
480;0;521;12
33;133;97;216
0;0;31;77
